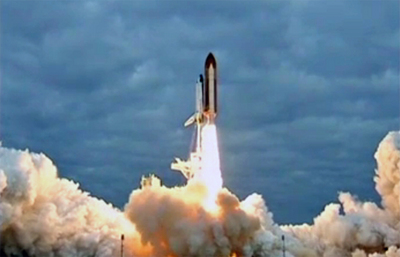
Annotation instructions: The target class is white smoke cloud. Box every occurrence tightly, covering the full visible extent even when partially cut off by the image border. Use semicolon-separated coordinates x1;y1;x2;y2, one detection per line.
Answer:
0;148;141;257
1;131;400;256
373;132;400;218
282;131;400;256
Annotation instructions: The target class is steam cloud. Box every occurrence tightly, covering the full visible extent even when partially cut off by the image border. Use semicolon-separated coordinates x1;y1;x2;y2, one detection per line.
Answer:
1;131;400;256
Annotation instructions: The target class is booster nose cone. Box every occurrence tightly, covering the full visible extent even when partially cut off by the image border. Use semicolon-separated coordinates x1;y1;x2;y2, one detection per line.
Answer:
205;53;217;69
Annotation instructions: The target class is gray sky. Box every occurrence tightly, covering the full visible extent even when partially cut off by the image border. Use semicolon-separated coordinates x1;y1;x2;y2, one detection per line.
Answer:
1;0;398;224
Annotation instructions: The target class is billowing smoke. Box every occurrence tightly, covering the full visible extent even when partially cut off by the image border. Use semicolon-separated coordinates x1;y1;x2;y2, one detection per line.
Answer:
282;131;400;256
0;131;400;256
0;147;144;257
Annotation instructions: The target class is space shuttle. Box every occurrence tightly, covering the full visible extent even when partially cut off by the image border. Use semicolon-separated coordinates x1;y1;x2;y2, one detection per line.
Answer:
171;52;218;179
184;53;218;127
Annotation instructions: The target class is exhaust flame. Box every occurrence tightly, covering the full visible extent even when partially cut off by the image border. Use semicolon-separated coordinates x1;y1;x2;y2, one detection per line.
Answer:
193;123;223;210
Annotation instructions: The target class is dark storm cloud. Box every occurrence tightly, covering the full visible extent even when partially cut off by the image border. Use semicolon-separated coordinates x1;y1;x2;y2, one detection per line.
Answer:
0;0;398;224
285;0;399;78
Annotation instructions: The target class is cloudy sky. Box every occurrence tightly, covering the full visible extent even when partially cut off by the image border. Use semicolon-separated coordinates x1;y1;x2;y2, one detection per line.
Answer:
1;0;398;224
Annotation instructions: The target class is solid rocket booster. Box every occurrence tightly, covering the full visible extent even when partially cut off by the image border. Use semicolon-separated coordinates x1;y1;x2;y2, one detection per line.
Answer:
184;75;204;127
197;75;204;119
203;53;217;122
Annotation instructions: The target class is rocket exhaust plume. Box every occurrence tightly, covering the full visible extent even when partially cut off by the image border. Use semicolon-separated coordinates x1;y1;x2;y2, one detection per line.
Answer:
193;124;223;209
